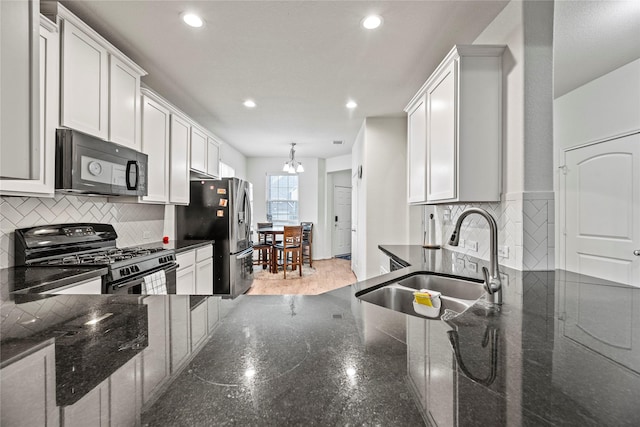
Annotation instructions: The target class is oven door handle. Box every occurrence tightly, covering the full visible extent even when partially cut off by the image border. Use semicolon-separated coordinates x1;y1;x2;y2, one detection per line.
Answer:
111;262;179;291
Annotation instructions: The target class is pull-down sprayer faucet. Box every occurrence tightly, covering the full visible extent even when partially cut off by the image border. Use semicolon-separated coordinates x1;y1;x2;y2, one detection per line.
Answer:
448;208;503;305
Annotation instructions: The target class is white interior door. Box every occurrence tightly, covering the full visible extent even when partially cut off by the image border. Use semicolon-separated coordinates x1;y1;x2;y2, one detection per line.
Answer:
333;185;352;256
564;133;640;286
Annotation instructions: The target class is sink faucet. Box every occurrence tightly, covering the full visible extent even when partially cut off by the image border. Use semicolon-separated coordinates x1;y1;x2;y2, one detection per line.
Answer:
448;208;502;305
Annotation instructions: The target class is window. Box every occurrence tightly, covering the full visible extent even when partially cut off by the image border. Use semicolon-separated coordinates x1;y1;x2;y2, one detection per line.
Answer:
266;174;299;225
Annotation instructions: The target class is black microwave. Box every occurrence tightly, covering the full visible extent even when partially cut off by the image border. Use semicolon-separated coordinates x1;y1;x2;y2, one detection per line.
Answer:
55;129;148;197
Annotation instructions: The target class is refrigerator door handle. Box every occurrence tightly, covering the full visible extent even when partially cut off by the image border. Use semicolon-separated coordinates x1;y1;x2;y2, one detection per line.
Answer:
237;247;254;259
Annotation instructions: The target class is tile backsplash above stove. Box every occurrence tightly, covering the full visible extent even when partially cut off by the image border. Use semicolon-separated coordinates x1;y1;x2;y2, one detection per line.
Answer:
0;195;165;268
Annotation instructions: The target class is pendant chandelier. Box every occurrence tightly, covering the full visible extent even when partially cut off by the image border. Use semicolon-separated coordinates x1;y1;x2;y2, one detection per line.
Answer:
282;143;304;174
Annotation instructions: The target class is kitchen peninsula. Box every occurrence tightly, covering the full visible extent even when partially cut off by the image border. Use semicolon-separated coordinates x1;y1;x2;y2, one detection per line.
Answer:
2;246;639;426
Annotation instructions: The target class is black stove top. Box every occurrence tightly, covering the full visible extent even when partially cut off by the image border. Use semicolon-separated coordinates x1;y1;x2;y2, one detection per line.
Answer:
39;247;166;266
14;223;176;286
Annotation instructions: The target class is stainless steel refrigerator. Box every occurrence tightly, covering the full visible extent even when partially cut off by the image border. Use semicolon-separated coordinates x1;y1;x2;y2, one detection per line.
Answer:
176;178;253;298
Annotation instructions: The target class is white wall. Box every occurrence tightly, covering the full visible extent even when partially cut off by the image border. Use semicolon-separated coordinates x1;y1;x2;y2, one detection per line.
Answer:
326;154;351;173
220;142;247;180
351;117;411;280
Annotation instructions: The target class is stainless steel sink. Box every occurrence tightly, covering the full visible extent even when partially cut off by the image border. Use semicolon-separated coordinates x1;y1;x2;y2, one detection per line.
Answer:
356;273;485;319
396;274;485;300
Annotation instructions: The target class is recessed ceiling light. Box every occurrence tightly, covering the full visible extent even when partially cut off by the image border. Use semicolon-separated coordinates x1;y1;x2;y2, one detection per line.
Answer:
346;100;358;109
361;15;383;30
182;13;204;28
243;100;256;108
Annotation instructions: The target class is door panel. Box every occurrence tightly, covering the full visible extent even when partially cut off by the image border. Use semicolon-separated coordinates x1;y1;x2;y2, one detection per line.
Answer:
565;134;640;286
333;185;352;256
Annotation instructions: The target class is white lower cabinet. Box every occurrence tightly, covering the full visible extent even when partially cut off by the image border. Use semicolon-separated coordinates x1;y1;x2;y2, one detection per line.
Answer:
169;295;191;373
61;378;110;427
207;297;220;333
176;245;214;295
141;296;170;405
109;355;141;427
190;301;208;351
195;245;214;295
0;341;59;427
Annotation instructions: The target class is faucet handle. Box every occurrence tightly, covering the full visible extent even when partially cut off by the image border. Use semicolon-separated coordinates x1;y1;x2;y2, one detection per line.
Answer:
482;266;493;295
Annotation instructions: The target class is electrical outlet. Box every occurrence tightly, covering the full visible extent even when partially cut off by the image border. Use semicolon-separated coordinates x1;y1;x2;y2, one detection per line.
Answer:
467;261;478;272
499;272;509;287
459;238;466;248
455;258;465;270
143;230;150;239
466;240;478;252
498;246;510;258
443;209;451;222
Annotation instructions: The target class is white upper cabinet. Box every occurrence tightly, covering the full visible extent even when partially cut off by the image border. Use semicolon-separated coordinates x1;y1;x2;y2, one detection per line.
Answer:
1;14;59;197
141;91;171;203
109;55;141;149
170;113;191;205
405;45;505;204
407;95;427;204
57;5;146;144
190;125;207;173
207;137;220;177
60;19;109;139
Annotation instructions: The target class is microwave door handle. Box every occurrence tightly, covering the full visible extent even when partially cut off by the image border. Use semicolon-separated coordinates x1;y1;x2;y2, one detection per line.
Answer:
126;161;139;190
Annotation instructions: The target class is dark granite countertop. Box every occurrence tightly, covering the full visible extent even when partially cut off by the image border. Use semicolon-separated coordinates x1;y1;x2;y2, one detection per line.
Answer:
1;245;638;425
146;239;214;254
0;265;107;297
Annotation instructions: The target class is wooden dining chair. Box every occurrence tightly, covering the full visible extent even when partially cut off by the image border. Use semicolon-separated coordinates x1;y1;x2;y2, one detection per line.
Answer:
253;222;273;269
274;225;303;278
301;222;313;268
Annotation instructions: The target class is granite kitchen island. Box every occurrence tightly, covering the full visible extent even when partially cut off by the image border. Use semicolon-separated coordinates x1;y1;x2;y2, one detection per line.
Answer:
1;246;639;426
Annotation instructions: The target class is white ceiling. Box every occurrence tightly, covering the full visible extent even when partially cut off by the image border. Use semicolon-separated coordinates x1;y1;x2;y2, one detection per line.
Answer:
60;0;509;159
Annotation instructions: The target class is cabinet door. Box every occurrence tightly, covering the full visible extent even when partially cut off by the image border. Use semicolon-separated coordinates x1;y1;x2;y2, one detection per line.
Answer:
61;19;108;139
1;342;59;427
169;296;191;373
427;60;457;202
406;316;427;411
207;138;220;177
190;126;207;173
141;95;171;203
0;0;39;181
109;55;140;149
207;297;220;333
110;355;141;427
176;265;195;295
191;302;208;350
407;95;427;204
169;114;190;205
61;378;109;427
141;296;170;404
196;258;214;295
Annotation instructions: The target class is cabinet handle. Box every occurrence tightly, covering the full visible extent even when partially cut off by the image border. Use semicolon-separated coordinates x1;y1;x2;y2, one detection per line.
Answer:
634;250;640;256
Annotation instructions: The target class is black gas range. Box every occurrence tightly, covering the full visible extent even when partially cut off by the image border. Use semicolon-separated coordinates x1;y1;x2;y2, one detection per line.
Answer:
14;223;177;294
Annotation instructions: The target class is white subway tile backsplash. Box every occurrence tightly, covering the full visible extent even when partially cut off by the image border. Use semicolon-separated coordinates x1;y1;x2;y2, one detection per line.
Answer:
432;192;554;271
0;194;165;268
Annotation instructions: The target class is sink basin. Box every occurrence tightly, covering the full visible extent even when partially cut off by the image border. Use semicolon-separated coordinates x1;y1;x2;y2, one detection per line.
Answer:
397;274;485;300
356;273;485;319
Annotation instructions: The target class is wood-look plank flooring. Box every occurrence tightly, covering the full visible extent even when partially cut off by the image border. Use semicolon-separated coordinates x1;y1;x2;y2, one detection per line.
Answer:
247;257;356;295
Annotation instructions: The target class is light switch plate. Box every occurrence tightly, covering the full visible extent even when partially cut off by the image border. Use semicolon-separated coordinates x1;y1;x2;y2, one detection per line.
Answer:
467;261;478;272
